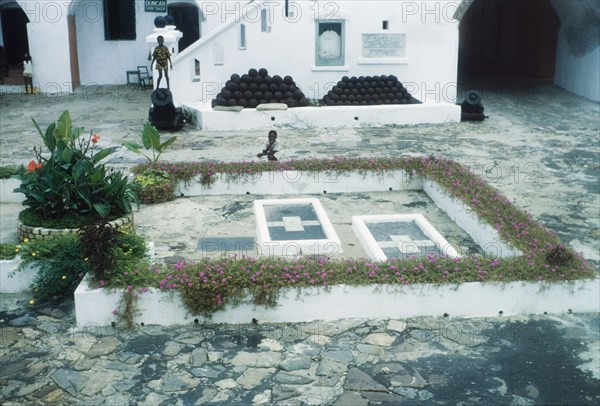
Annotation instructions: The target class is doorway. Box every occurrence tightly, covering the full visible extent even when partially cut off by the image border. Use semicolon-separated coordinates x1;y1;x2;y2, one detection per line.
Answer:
0;1;29;65
458;0;559;81
167;2;200;53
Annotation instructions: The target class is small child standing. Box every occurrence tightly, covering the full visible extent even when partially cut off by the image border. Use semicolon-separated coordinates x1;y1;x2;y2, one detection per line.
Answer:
150;36;172;90
23;53;33;94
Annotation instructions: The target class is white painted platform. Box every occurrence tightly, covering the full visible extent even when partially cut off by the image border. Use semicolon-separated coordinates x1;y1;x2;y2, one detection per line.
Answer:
74;274;600;326
0;257;38;293
187;102;461;130
352;214;461;261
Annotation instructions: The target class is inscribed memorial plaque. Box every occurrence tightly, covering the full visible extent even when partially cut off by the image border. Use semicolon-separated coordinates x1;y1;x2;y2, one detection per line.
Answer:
362;34;406;58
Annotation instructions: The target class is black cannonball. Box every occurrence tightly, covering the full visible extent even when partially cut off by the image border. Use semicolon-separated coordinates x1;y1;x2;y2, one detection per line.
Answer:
356;94;363;102
348;94;356;102
360;100;367;105
364;76;372;82
248;83;258;92
165;15;175;25
284;91;293;99
278;83;288;92
272;75;283;85
238;83;248;92
392;99;400;104
258;99;268;105
241;74;251;83
253;76;263;85
341;76;350;83
211;99;217;108
274;91;283;101
254;91;263;100
263;75;272;84
293;89;303;98
283;75;294;85
238;98;248;107
227;98;237;106
387;93;395;99
243;90;253;100
233;90;243;100
337;81;346;89
258;68;268;77
287;99;298;107
389;75;398;82
222;90;233;99
248;99;258;108
248;68;258;77
226;81;237;91
350;76;358;83
230;73;241;82
264;91;273;100
383;99;392;104
399;98;407;104
259;83;269;92
298;97;310;106
269;83;278;92
340;94;347;102
329;92;339;101
154;16;166;28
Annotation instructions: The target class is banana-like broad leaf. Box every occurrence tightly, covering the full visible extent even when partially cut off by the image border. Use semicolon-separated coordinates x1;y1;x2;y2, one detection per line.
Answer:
122;140;142;153
159;136;177;152
141;123;156;150
93;202;110;218
53;111;73;144
147;123;161;150
72;160;84;181
61;147;73;163
93;148;113;163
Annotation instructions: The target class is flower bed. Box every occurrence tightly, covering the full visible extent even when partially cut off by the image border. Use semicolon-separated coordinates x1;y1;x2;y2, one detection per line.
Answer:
74;157;598;326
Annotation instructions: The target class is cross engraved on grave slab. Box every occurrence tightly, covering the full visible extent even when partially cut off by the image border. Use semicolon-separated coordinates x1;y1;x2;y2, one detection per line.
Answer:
378;234;436;254
266;217;322;232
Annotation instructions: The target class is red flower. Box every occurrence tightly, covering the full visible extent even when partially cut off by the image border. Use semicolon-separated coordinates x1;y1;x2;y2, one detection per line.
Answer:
91;133;100;144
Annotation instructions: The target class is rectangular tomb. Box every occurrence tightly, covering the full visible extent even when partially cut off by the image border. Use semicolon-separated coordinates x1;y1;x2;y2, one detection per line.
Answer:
254;198;342;257
352;214;460;261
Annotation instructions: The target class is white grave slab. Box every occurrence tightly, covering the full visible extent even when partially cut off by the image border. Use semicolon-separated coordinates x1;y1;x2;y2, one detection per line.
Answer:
352;214;460;261
254;198;342;257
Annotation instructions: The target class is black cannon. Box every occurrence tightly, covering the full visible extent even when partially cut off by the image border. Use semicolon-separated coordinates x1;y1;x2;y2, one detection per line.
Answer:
149;88;184;131
459;90;487;122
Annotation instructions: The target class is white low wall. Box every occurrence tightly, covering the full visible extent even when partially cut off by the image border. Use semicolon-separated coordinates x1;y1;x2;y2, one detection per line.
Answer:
0;257;38;293
188;103;461;130
0;179;24;204
423;180;521;257
74;275;600;326
177;170;422;196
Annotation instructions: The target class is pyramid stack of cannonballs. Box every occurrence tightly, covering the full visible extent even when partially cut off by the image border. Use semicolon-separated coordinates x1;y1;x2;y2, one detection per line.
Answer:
322;75;420;106
213;68;310;108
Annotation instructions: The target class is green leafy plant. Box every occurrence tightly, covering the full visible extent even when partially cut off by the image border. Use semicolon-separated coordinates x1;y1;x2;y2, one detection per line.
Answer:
79;219;148;282
18;234;88;302
15;111;136;226
0;165;22;179
132;169;174;204
0;242;18;260
123;122;177;163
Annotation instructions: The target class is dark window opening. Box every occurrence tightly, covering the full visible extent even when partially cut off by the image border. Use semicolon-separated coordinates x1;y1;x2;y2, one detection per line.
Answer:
382;21;389;30
103;0;136;40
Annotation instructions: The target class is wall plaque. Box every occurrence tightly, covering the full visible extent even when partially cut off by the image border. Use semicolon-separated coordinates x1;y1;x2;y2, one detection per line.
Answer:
362;34;406;58
145;0;167;13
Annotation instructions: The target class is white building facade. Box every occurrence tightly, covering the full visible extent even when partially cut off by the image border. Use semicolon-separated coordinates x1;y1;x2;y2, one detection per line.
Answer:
0;0;597;103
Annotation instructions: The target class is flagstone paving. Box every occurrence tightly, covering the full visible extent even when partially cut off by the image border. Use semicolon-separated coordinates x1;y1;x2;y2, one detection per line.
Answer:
1;81;599;404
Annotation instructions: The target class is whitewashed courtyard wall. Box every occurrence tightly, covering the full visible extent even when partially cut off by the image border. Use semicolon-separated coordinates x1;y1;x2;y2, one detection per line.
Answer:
171;0;460;106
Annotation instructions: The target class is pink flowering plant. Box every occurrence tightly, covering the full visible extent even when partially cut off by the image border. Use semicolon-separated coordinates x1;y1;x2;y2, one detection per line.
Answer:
107;156;598;319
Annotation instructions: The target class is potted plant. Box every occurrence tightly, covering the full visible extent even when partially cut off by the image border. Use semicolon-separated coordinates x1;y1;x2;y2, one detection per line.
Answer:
14;111;136;240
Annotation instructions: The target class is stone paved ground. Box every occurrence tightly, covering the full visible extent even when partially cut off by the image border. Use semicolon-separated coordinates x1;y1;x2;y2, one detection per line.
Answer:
1;81;599;404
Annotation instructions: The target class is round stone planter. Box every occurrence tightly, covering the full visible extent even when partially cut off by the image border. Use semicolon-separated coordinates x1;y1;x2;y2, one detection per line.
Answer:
17;213;135;241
